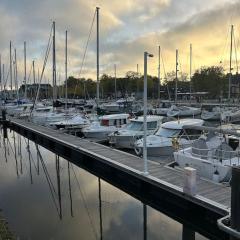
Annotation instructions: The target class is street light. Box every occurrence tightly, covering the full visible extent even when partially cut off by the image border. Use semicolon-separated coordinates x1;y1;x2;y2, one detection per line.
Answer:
143;51;154;175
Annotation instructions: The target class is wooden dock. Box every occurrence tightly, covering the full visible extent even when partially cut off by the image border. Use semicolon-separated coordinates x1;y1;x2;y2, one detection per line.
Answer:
5;118;231;240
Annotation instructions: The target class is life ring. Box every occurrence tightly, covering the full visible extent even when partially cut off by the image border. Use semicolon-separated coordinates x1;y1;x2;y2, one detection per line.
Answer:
134;146;143;156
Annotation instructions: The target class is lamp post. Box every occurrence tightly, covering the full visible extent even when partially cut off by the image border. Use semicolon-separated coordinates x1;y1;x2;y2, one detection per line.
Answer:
143;51;153;175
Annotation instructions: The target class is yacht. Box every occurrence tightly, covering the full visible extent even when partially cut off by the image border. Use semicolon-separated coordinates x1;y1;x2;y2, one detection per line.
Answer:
108;115;164;149
167;105;201;117
174;133;240;182
82;113;130;140
134;119;204;156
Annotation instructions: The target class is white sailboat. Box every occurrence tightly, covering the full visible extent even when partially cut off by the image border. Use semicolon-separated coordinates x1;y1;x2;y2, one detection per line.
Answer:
201;106;221;121
167;105;201;117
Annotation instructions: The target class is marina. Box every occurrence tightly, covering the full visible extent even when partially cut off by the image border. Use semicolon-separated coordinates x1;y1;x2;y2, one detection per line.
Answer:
0;116;234;239
1;1;240;239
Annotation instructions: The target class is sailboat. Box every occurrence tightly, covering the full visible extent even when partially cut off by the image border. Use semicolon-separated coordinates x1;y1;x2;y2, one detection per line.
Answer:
31;22;72;125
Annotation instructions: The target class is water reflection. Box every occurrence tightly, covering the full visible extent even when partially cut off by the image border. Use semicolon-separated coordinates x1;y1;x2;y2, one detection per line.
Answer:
0;130;209;240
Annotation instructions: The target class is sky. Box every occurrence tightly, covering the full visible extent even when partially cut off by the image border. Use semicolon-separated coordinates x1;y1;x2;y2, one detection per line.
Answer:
0;0;240;86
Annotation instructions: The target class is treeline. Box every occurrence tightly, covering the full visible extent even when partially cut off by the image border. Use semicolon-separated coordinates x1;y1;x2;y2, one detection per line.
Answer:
51;66;237;99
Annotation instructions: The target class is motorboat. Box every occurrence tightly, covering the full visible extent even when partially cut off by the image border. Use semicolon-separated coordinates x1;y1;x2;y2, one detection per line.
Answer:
82;113;130;140
49;114;90;129
174;133;240;182
101;102;121;113
201;106;221;121
154;101;172;116
221;107;240;123
134;119;204;156
108;115;164;149
167;105;201;117
31;107;72;126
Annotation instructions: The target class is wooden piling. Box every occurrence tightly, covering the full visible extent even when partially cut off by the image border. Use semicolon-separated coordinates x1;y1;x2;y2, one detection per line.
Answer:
2;110;7;139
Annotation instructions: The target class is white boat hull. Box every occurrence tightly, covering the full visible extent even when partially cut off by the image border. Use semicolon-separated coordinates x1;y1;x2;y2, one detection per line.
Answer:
109;135;143;149
174;151;232;182
201;111;221;121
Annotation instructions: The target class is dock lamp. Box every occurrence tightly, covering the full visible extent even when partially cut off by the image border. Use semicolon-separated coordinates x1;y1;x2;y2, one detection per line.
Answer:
143;51;154;175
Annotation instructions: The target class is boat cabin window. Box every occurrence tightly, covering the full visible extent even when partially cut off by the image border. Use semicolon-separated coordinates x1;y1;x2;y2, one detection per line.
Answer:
181;129;202;140
147;121;157;130
126;121;143;131
101;119;109;126
156;128;181;137
36;108;51;112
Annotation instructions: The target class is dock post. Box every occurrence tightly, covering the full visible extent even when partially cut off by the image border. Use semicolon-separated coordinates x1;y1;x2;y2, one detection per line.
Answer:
182;225;195;240
2;109;7;139
183;167;197;196
231;167;240;240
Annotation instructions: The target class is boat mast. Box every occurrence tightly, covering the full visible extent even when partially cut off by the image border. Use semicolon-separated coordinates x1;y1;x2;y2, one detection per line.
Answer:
0;54;2;93
32;60;35;99
96;7;100;107
137;63;139;95
114;64;117;99
158;45;161;100
65;30;68;109
228;25;233;100
2;64;5;101
24;41;27;99
175;49;178;102
14;49;19;102
53;21;57;104
190;43;192;102
10;41;13;98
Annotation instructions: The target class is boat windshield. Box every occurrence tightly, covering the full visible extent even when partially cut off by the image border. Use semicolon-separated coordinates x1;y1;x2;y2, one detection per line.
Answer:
126;121;143;131
156;128;181;137
126;121;158;131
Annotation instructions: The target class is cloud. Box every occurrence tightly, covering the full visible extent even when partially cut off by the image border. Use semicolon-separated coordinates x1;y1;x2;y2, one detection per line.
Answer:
0;0;239;86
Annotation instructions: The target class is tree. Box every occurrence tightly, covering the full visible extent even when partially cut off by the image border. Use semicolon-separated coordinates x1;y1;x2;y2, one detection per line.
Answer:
191;66;226;98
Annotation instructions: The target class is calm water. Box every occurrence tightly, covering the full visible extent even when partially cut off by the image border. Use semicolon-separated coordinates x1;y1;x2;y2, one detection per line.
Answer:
0;130;208;240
